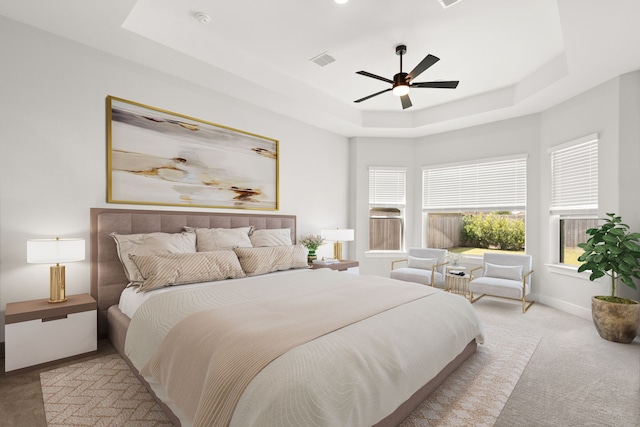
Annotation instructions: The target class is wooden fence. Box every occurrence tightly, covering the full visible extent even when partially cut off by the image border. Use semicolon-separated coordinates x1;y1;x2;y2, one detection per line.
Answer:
561;218;599;247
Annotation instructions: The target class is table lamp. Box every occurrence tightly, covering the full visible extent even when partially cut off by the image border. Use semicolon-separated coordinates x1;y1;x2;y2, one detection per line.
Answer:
27;237;85;303
321;228;354;261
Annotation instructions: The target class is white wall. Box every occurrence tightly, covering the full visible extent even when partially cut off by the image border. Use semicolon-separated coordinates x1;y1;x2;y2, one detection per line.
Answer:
0;17;349;342
538;73;640;318
350;72;640;322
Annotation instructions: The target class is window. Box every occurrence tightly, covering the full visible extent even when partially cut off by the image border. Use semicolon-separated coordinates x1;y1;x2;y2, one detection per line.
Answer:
422;155;527;254
549;134;599;265
369;167;406;251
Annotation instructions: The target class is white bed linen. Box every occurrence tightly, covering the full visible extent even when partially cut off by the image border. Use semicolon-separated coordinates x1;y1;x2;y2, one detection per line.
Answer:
118;269;300;318
125;269;484;427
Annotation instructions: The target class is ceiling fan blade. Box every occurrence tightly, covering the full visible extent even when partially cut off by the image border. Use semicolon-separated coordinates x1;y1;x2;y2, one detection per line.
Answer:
354;88;393;103
356;71;394;84
400;94;412;109
411;80;460;89
407;54;440;81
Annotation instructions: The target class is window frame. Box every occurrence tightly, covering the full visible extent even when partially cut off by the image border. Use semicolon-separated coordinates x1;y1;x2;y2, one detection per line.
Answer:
368;167;407;252
421;154;528;252
548;133;599;266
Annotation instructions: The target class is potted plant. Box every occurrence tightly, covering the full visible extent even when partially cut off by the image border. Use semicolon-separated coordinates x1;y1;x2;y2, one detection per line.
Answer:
577;213;640;343
299;234;325;263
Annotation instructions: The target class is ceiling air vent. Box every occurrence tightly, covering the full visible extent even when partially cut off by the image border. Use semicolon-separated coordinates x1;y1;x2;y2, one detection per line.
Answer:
438;0;462;8
310;52;336;67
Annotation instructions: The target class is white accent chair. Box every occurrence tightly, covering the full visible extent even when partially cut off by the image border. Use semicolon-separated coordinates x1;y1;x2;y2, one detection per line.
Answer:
390;248;448;288
468;252;534;313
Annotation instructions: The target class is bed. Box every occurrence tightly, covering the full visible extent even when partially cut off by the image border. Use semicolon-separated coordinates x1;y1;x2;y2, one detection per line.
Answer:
90;207;483;427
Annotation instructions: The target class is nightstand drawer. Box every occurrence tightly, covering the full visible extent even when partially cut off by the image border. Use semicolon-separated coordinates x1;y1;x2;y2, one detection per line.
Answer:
5;310;97;372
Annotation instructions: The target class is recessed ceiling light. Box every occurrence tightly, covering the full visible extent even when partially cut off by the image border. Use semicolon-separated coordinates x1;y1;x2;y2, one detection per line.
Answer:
334;0;349;4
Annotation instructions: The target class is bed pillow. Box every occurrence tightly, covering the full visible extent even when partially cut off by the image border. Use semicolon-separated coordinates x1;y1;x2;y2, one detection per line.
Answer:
130;250;246;292
484;262;523;281
110;231;196;285
185;226;253;251
234;245;308;276
407;256;438;270
249;228;293;247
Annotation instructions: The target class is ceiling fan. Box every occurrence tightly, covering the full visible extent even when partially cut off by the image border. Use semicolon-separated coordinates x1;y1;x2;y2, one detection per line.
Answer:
354;44;459;110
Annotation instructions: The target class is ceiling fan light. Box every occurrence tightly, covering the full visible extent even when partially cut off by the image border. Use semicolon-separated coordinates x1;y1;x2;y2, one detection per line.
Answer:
393;84;410;96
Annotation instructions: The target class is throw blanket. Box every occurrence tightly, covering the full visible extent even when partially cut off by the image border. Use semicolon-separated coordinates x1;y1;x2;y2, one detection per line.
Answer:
138;270;437;426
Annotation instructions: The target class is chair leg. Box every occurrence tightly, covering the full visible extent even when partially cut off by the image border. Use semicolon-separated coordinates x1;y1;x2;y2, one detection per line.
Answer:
522;298;534;313
469;293;485;304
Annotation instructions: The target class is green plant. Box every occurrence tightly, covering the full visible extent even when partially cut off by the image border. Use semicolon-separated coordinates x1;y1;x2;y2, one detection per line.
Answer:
298;234;325;251
461;213;524;250
577;213;640;302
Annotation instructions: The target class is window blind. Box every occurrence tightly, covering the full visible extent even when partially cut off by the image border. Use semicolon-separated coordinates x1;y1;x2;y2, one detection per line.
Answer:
369;168;406;205
549;135;598;215
422;156;527;211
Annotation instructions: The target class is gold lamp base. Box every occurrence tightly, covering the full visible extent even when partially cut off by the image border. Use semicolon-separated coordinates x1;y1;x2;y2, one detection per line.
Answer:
333;242;343;261
49;264;67;303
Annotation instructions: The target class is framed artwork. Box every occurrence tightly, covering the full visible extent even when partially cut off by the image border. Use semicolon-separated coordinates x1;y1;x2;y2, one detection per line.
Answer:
106;96;279;210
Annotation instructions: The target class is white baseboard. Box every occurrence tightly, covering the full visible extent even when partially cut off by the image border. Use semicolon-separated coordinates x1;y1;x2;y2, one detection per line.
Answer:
536;295;592;321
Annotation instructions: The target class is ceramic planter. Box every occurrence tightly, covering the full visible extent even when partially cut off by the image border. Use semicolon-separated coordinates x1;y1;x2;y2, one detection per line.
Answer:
591;296;640;343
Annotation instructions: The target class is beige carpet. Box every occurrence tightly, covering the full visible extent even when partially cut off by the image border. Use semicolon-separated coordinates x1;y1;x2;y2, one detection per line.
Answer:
41;323;540;427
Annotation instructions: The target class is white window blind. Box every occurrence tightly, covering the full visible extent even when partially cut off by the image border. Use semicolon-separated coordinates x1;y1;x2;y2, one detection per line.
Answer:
422;156;527;211
549;134;598;215
369;168;406;205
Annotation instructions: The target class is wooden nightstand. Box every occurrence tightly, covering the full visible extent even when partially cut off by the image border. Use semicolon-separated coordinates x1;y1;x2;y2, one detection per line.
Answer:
4;293;97;373
310;260;359;273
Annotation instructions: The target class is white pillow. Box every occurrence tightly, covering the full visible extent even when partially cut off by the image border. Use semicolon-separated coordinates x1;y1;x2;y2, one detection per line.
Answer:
110;231;196;284
407;256;438;270
484;262;523;281
249;228;293;247
185;227;253;251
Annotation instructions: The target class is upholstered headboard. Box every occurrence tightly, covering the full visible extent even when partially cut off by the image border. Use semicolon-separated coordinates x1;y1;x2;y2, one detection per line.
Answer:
90;207;297;336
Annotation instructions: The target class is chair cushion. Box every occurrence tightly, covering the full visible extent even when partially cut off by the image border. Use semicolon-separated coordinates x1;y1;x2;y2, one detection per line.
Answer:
390;268;443;286
407;256;437;269
484;262;523;281
469;277;525;299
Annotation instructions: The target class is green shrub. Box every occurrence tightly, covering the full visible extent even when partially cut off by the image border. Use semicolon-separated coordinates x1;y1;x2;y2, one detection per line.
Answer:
462;213;524;250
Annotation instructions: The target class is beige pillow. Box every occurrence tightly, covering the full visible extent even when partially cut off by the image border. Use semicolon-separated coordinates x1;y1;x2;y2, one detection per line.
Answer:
110;231;196;284
234;245;308;276
185;227;253;251
130;251;246;292
249;228;293;247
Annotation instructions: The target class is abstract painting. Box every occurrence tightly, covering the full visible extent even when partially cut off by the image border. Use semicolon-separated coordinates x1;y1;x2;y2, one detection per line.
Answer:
107;96;278;210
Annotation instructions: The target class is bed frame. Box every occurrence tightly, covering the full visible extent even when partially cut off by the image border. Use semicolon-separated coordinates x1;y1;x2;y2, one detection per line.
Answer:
89;207;476;427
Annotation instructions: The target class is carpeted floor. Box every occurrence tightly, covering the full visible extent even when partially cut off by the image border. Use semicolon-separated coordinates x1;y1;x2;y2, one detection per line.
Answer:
2;298;638;426
39;319;539;427
40;354;171;427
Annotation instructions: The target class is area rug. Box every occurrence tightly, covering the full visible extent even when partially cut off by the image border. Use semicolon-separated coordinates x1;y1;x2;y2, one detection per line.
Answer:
41;324;540;427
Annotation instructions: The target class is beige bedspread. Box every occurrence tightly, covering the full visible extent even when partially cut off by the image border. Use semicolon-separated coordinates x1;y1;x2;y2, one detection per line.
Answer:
126;269;484;427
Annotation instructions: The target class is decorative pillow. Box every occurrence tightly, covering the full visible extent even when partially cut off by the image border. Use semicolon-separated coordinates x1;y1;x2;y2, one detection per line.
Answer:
249;228;293;247
234;245;308;276
484;262;523;281
110;231;196;284
185;227;253;251
130;251;246;292
407;256;438;270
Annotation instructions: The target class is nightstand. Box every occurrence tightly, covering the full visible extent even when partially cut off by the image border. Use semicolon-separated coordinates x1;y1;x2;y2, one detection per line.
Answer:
4;293;97;373
310;260;359;274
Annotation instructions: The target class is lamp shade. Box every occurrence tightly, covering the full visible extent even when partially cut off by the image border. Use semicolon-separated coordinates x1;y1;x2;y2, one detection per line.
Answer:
27;238;85;264
321;229;354;242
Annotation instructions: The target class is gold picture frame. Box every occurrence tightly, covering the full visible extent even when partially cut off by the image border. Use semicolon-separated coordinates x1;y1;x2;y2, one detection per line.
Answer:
106;96;279;210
